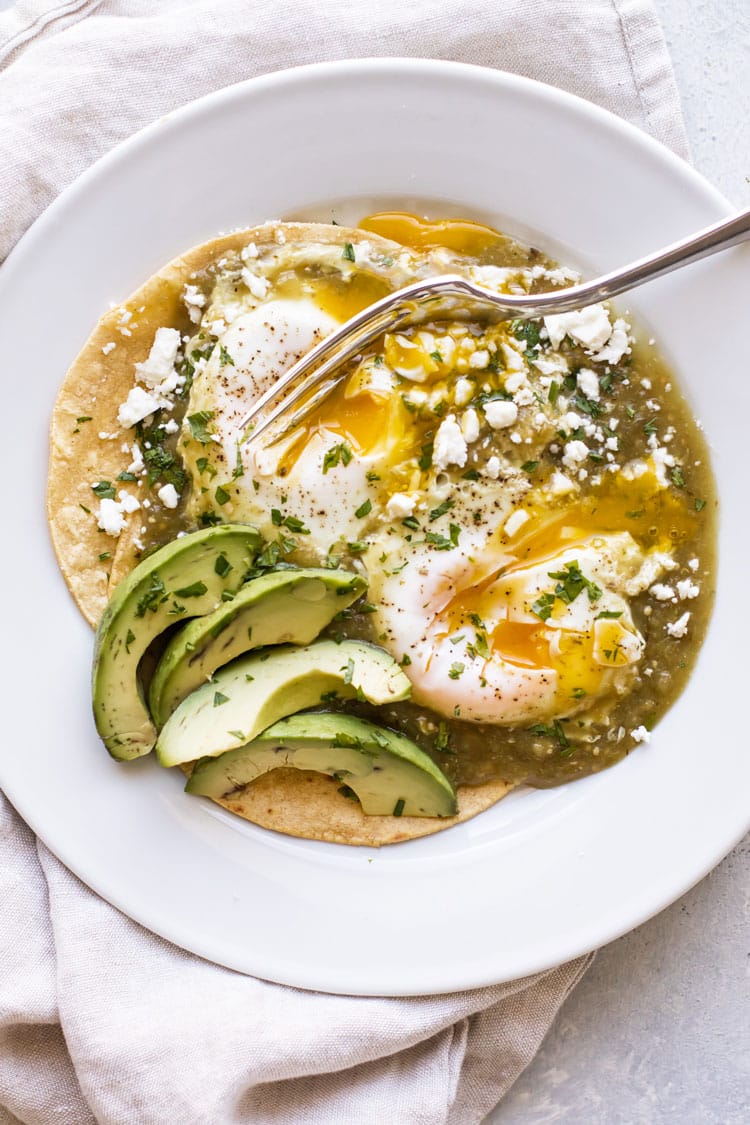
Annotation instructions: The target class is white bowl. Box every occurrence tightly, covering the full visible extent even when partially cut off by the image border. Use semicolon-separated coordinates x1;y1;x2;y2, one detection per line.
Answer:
1;59;747;995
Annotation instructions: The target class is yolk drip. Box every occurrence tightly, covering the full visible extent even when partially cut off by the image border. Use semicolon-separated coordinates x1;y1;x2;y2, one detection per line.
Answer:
359;211;502;257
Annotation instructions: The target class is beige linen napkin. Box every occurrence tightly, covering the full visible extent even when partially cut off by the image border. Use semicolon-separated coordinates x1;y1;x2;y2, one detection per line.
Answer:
0;2;687;1122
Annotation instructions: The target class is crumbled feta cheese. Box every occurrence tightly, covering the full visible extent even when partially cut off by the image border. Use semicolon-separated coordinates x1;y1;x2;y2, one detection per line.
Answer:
433;414;468;470
134;327;181;388
157;483;181;509
576;368;600;401
593;318;630;364
547;471;577;496
117;386;161;428
241;269;270;300
469;349;489;370
666;612;690;639
562;439;589;470
513;388;535;407
504;371;527;394
688;558;700;572
461;408;481;444
649;583;675;601
241;242;259;261
484;456;501;480
117;490;141;514
127;444;145;474
676;579;700;600
385;492;416;519
605;436;619;452
183;284;206;324
529;352;569;377
102;341;116;356
544;304;612;351
97;498;126;536
504;509;530;538
631;725;651;744
162;418;180;435
484;400;518;430
454;377;473;407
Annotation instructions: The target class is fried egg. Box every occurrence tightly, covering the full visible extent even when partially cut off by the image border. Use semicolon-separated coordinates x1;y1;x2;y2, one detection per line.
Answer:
179;223;679;728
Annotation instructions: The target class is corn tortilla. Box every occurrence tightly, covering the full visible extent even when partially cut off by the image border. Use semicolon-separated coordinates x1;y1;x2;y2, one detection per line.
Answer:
48;222;515;844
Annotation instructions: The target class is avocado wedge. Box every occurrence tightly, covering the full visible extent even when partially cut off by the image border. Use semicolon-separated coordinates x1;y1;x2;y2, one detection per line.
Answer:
148;568;366;728
93;524;261;761
156;639;411;768
186;712;457;818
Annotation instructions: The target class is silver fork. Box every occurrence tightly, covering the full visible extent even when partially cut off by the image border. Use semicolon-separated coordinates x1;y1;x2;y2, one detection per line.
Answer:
238;208;750;449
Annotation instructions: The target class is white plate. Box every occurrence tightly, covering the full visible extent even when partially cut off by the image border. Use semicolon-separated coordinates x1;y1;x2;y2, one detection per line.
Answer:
1;60;748;996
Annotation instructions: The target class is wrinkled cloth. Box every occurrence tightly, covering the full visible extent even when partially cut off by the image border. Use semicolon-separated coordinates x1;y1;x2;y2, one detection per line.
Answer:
0;2;686;1122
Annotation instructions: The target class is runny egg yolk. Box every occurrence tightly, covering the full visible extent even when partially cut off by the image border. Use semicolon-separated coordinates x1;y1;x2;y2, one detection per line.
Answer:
359;211;503;257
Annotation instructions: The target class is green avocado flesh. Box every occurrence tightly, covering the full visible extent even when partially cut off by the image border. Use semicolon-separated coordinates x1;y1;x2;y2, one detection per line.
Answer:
186;712;457;818
155;639;412;768
92;525;261;760
148;568;366;728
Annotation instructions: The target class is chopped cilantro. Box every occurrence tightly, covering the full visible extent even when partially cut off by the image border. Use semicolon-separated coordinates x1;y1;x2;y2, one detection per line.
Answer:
322;442;353;473
694;498;706;512
393;798;405;817
355;499;372;519
187;411;215;444
91;481;116;500
670;466;685;488
521;461;539;473
213;691;229;707
215;484;231;505
342;242;356;262
135;573;166;617
124;628;135;654
116;471;137;482
418;443;433;471
214;554;232;577
448;661;465;680
173;580;208;598
429;498;454;522
531;592;556;621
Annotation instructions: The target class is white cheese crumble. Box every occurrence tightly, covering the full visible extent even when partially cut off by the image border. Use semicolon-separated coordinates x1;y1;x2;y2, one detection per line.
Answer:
183;284;206;324
433;414;468;470
576;367;600;401
117;490;141;514
562;439;589;470
593;318;631;364
544;304;612;351
469;349;489;370
97;498;126;536
241;269;270;300
484;400;518;430
385;492;416;520
117;385;161;428
547;471;577;496
631;726;651;744
484;455;501;480
461;408;481;444
453;377;474;407
666;612;691;639
127;444;145;474
649;583;675;602
134;327;181;388
102;341;116;356
240;242;259;261
157;483;181;509
676;578;700;600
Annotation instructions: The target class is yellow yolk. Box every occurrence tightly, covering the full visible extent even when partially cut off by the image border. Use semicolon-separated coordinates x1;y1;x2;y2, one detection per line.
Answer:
359;211;503;256
273;272;392;323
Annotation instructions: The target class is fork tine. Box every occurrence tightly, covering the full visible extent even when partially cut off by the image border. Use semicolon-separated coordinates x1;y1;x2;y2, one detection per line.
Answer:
238;290;420;447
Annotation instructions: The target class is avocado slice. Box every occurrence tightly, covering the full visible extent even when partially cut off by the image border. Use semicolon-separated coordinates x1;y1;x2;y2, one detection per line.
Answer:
186;712;457;818
148;568;366;728
93;524;261;761
155;639;411;768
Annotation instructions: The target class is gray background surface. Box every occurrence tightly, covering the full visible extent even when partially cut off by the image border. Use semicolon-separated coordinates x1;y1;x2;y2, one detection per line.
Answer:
0;1;746;1122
